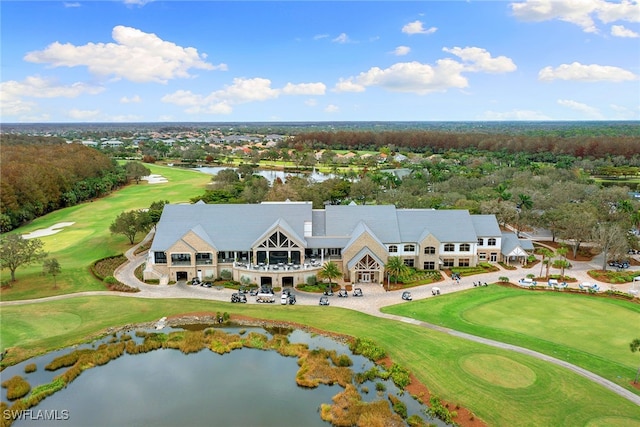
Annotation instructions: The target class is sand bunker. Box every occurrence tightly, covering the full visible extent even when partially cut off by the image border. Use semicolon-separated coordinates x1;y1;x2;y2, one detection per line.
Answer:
142;174;168;184
22;222;75;239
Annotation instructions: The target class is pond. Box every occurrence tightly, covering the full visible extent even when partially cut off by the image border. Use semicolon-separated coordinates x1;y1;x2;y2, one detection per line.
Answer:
196;166;337;184
2;326;442;427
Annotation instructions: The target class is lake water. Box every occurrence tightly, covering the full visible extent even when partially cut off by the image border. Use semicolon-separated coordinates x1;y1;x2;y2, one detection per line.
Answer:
196;166;337;184
3;327;440;427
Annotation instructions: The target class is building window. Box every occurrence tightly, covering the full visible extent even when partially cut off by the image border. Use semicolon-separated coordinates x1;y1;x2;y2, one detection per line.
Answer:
490;252;498;262
423;261;435;270
488;238;497;246
329;248;342;256
388;245;398;253
460;243;470;252
171;253;191;266
154;252;167;264
442;258;454;267
196;253;213;265
459;258;470;267
404;259;414;267
424;246;436;255
477;238;484;246
479;252;487;261
403;244;415;252
444;244;455;252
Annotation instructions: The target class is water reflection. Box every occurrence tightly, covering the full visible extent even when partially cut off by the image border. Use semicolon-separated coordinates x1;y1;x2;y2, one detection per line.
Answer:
196;166;336;184
3;328;440;427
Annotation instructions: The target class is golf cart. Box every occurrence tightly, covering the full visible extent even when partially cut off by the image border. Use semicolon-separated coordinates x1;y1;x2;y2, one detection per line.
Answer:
431;287;441;296
352;288;363;297
401;291;412;301
337;289;348;298
319;296;330;306
231;293;247;303
323;286;334;296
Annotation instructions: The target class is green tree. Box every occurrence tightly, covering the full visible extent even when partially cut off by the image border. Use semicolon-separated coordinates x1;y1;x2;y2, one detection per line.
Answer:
125;161;151;184
385;256;409;290
539;248;554;279
631;338;640;384
148;200;169;230
318;261;342;285
109;210;152;244
0;234;47;282
42;258;62;289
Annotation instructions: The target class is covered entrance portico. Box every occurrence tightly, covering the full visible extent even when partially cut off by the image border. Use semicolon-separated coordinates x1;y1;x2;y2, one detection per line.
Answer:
347;250;384;285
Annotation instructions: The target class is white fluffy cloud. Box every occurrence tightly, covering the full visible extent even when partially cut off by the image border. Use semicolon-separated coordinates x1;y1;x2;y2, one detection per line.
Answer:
557;99;603;118
511;0;640;33
1;76;105;100
442;47;517;73
162;77;326;115
611;24;640;37
0;76;105;117
539;62;638;81
334;47;515;95
402;20;437;35
324;104;340;113
281;82;326;95
334;60;468;95
393;46;411;56
24;25;224;83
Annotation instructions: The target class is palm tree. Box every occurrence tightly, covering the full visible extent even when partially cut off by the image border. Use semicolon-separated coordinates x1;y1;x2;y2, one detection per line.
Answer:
385;256;409;290
318;261;341;287
516;194;533;211
495;183;512;202
539;248;554;279
630;338;640;384
556;246;569;279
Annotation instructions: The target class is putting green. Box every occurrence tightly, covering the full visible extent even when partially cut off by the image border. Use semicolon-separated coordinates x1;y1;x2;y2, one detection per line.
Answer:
1;311;82;347
459;354;536;389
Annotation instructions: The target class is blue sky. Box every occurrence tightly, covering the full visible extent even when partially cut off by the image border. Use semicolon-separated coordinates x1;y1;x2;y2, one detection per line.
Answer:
1;0;639;122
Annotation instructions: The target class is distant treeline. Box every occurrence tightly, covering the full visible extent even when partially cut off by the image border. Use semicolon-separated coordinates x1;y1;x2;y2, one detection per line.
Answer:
0;136;126;232
287;131;640;159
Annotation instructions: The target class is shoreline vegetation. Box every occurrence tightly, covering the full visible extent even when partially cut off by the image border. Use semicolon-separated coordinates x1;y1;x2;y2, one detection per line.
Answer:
0;314;473;427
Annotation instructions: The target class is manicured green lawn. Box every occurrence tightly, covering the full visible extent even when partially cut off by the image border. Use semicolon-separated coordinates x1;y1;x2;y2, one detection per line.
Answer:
1;297;639;427
383;285;640;394
0;164;211;300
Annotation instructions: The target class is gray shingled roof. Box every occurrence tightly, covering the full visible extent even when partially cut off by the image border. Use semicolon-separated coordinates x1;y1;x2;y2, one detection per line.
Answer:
151;202;312;251
471;215;502;237
501;232;534;256
324;205;401;242
397;209;477;243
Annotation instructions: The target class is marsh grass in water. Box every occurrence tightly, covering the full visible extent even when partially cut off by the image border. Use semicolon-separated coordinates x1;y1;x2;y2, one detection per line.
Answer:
320;384;405;427
1;328;419;427
1;376;30;400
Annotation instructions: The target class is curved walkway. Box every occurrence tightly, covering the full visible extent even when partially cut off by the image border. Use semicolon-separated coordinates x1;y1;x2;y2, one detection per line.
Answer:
2;233;639;406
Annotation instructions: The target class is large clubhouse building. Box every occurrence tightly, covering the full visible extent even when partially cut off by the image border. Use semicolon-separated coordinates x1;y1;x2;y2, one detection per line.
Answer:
145;201;532;287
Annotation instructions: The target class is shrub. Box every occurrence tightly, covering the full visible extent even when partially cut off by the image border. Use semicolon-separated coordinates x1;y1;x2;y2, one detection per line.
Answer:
24;363;37;373
375;382;386;392
104;275;118;284
90;255;127;281
306;275;317;287
349;338;386;361
220;269;232;280
389;363;411;389
499;276;510;283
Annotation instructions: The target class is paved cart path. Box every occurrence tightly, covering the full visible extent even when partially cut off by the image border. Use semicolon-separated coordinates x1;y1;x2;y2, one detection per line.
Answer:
2;233;639;406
